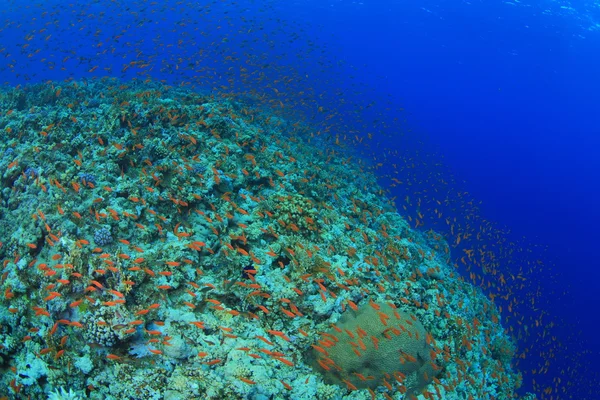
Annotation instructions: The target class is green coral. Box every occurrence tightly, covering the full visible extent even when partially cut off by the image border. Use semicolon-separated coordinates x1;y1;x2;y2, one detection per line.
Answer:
268;193;320;236
308;302;436;395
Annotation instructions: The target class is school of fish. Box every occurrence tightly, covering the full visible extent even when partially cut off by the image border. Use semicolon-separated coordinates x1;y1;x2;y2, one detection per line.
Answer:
0;0;595;399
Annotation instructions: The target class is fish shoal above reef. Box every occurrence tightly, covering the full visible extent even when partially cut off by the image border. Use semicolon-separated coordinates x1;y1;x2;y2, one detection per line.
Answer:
0;79;527;400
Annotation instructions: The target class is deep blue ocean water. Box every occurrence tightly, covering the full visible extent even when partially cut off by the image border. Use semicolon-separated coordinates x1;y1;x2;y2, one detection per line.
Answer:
295;1;600;396
294;2;600;394
1;0;599;398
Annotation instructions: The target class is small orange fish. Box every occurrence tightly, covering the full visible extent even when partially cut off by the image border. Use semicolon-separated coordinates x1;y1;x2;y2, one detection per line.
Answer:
274;357;294;367
347;300;359;311
108;289;125;298
165;261;181;267
69;300;83;308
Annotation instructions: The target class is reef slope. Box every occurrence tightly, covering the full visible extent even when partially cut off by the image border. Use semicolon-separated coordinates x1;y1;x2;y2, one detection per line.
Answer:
0;80;521;399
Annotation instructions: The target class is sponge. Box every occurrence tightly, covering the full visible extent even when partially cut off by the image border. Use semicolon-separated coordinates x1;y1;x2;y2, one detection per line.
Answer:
308;301;435;394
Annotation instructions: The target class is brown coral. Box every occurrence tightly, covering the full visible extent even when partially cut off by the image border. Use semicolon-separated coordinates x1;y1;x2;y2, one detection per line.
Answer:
309;302;436;395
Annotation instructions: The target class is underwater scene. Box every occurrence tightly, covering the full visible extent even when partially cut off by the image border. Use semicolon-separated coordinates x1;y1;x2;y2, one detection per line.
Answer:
0;1;598;400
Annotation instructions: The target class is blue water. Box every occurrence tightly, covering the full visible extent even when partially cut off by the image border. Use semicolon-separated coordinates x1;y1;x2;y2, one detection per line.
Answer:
1;0;599;398
323;1;600;397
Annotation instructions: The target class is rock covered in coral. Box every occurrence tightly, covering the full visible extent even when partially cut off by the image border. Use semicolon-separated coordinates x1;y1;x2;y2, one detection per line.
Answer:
0;80;524;400
309;302;435;394
82;306;135;347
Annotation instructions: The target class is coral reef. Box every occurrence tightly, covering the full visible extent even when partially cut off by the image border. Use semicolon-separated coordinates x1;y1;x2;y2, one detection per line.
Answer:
0;80;525;399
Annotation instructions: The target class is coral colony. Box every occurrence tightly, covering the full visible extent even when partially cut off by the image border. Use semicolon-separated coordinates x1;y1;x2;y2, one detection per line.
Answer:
0;80;527;399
